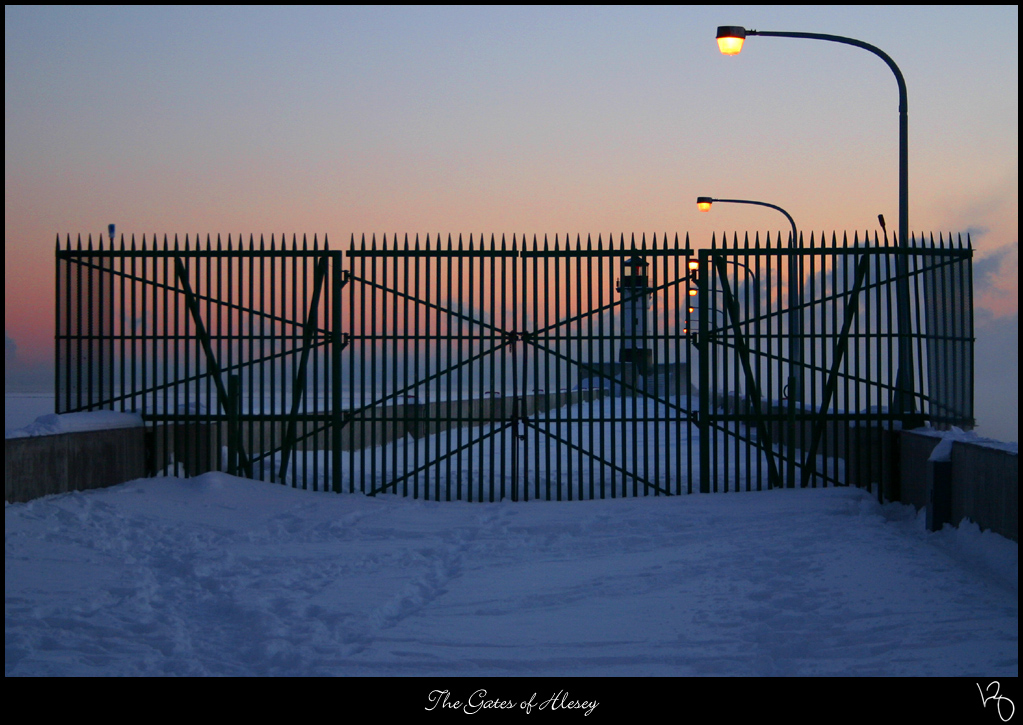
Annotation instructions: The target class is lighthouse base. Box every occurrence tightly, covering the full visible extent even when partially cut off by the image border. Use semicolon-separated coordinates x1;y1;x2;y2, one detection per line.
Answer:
576;362;695;399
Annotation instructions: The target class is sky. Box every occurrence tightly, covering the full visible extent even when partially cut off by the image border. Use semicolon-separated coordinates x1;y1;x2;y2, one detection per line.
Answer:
4;6;1018;440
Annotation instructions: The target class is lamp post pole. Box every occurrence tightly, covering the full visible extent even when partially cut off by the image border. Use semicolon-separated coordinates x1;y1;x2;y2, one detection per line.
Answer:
697;196;801;488
715;26;916;419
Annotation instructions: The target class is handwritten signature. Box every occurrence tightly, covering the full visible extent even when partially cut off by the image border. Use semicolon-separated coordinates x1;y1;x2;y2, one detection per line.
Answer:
978;682;1015;722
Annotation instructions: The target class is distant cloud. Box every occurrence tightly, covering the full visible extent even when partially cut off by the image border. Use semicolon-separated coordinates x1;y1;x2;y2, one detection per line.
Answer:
973;242;1019;318
974;241;1017;289
5;332;52;391
974;310;1019;443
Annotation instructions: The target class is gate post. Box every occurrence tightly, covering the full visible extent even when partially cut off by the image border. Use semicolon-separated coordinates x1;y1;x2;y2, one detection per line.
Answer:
331;250;345;493
698;249;711;494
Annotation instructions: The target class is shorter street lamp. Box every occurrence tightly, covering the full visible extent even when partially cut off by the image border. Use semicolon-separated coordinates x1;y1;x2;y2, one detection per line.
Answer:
696;197;796;249
696;194;803;488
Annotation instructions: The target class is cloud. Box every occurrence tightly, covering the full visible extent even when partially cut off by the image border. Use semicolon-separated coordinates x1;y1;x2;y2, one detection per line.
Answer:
5;333;16;364
974;310;1019;443
973;242;1019;318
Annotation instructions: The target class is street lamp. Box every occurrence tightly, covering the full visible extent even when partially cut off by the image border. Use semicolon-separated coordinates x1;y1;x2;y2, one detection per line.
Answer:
714;24;916;417
697;195;802;488
696;196;798;368
696;197;796;249
716;26;746;55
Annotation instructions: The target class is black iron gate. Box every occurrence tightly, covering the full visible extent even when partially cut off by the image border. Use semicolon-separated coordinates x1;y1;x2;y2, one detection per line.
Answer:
55;230;972;501
694;231;974;497
341;234;697;500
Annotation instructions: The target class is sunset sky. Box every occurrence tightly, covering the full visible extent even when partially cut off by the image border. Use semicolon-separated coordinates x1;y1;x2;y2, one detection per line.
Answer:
5;6;1018;439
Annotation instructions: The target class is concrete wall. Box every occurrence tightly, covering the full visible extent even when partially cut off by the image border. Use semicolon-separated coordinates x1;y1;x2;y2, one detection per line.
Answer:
6;391;606;502
5;427;147;503
8;406;1015;541
949;439;1017;541
899;430;1018;541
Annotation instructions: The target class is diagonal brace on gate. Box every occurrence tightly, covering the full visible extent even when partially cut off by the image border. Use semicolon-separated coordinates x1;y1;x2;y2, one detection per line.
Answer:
710;254;783;491
174;258;253;478
278;255;338;484
800;254;871;488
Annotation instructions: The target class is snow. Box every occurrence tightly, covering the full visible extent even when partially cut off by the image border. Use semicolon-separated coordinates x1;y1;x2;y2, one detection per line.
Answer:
5;470;1017;676
5;410;143;439
912;425;1019;460
5;394;1016;676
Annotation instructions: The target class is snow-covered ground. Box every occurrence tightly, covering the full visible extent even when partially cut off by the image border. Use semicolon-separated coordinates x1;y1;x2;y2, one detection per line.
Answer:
4;477;1015;676
5;394;1017;676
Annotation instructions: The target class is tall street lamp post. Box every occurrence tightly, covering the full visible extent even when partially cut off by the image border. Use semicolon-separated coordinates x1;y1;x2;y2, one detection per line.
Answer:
715;25;916;420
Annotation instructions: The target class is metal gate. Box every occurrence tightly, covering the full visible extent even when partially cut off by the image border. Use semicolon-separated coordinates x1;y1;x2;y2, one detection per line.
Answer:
694;231;974;496
55;231;973;500
341;234;697;500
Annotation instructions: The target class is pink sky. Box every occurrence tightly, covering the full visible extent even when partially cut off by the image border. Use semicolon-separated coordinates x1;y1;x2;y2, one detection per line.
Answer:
5;7;1017;438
